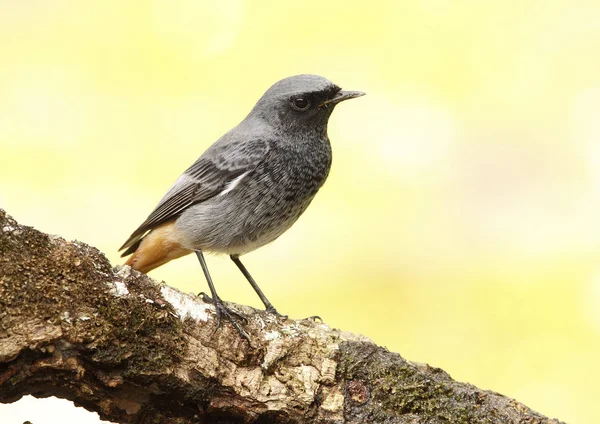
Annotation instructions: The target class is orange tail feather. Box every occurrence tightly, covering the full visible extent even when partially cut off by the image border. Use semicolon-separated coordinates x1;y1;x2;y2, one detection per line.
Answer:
124;221;192;274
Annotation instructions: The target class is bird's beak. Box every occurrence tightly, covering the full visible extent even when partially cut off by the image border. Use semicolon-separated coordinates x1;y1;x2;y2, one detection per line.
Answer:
318;90;366;108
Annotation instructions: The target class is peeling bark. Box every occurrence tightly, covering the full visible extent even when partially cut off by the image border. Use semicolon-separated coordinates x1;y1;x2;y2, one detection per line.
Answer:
0;209;564;423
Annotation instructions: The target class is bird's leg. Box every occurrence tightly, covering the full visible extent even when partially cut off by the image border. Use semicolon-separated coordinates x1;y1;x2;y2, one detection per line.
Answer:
195;250;248;339
230;254;287;319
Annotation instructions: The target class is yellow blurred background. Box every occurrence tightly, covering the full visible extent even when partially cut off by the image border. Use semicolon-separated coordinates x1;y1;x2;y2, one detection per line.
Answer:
1;1;599;422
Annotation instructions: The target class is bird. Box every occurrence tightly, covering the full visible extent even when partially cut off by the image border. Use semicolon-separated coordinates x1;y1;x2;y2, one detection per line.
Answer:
119;74;364;337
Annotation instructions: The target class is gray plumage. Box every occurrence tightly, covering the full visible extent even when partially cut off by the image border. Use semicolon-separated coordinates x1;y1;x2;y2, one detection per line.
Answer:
120;74;364;257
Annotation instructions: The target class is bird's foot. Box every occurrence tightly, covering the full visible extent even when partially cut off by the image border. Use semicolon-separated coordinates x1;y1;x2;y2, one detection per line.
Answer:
265;306;288;320
305;315;323;323
213;297;249;340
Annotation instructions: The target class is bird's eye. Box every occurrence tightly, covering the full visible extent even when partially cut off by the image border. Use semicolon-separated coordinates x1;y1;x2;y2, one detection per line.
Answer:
291;97;311;112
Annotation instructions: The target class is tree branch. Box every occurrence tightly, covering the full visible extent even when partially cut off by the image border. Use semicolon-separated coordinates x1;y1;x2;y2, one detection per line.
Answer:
0;209;563;423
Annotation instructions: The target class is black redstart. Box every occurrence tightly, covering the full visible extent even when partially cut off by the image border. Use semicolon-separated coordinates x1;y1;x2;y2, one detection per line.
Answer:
120;74;364;336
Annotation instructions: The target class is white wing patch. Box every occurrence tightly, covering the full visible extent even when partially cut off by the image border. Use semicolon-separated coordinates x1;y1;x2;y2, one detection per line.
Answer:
219;171;250;196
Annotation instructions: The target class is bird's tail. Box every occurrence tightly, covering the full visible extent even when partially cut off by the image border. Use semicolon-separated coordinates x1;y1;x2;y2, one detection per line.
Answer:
123;221;192;274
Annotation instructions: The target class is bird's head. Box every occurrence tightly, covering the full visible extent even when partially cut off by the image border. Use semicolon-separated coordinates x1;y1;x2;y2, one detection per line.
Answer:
250;74;365;134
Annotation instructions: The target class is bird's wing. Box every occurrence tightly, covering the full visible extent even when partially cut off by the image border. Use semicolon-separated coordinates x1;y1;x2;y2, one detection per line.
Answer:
119;138;270;255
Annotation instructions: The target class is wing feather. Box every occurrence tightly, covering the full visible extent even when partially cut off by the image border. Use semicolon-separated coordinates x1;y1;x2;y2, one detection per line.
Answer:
119;139;269;254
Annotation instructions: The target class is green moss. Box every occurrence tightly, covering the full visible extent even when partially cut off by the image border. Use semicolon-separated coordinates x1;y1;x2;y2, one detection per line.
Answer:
336;341;555;423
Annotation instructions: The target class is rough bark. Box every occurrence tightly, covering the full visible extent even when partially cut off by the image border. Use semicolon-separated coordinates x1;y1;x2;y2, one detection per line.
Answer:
0;209;564;424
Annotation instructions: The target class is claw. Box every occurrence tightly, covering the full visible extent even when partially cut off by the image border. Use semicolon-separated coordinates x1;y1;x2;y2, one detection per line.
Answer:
266;306;288;320
197;292;213;304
